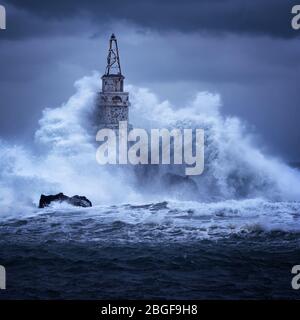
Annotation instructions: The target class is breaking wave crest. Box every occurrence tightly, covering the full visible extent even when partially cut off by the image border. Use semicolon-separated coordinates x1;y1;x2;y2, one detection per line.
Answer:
1;199;300;243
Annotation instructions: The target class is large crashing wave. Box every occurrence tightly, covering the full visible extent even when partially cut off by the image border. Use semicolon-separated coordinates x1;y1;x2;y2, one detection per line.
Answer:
129;84;300;201
0;73;300;217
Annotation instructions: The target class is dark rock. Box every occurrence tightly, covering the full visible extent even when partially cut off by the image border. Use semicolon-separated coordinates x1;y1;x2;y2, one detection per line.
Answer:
39;193;92;208
161;173;198;198
68;195;92;208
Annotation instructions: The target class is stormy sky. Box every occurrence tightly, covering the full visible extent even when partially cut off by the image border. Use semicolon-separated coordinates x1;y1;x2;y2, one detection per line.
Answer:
0;0;299;160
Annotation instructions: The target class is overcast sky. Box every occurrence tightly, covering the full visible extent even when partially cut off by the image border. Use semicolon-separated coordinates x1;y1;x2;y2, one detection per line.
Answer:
0;0;300;160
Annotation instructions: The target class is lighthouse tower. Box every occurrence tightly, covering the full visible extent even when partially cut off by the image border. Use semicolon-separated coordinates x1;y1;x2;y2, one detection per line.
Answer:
97;34;130;130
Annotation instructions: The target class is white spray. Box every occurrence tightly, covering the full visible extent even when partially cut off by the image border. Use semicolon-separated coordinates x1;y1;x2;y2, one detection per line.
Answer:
0;73;300;218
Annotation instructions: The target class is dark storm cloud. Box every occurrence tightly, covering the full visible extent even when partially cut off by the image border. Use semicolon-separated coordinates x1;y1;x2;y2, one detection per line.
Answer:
0;1;300;160
1;2;96;40
3;0;300;39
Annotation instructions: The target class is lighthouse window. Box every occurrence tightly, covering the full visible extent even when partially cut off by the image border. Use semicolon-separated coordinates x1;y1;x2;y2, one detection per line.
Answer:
112;96;122;103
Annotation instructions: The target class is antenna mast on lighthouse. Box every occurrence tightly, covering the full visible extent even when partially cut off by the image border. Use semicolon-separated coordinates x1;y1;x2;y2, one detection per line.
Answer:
105;33;122;75
97;34;130;130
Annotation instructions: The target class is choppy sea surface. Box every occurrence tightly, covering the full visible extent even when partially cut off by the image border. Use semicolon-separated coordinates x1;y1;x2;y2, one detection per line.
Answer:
1;199;300;300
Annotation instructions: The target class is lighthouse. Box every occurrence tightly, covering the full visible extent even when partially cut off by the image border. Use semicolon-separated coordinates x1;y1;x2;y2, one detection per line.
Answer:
97;34;130;130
